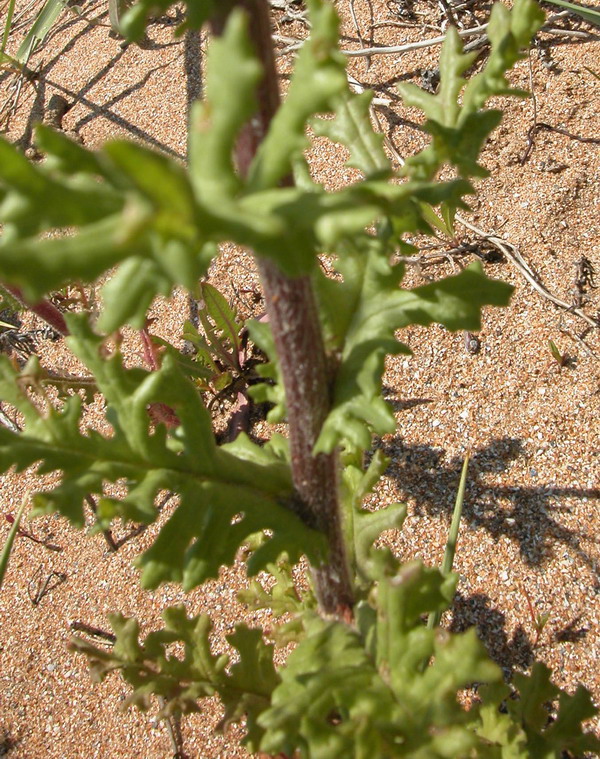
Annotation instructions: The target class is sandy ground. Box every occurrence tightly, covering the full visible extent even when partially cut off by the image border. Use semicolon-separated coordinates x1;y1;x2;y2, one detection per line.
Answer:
0;0;599;756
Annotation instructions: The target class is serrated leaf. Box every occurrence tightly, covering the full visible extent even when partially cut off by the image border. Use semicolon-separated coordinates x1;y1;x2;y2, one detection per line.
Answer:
258;615;399;759
510;663;559;732
198;282;243;356
398;0;544;181
316;238;513;453
0;133;211;325
312;91;390;176
70;606;227;713
259;608;499;758
238;557;313;618
188;10;262;202
221;625;279;750
247;0;348;192
0;315;326;584
340;448;407;582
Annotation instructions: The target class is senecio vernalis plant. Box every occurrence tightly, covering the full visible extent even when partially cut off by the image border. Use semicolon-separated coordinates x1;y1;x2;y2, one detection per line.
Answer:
0;1;598;756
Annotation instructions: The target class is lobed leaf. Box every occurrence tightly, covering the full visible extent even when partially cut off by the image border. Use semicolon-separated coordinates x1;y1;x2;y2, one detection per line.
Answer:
247;0;348;192
315;236;513;453
398;0;544;181
120;0;216;41
312;90;390;177
0;315;326;586
188;10;262;202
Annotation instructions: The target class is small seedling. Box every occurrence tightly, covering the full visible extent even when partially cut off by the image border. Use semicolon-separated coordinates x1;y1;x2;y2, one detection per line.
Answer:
547;339;571;371
522;584;552;648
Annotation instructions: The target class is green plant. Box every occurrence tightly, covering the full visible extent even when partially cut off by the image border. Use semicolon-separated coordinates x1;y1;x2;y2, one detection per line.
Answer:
0;494;28;589
1;0;67;69
547;338;571;370
543;0;600;26
183;283;254;396
0;0;599;756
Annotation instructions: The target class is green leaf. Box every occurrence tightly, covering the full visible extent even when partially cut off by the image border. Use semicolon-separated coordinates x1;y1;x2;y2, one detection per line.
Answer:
247;318;287;423
398;0;544;181
120;0;216;41
258;614;399;759
221;625;280;750
70;606;228;713
72;605;278;748
479;663;600;756
312;91;390;177
0;315;325;586
35;123;108;176
97;257;170;332
247;0;348;192
543;0;600;26
544;684;600;753
340;448;407;583
0;136;123;238
199;283;242;355
16;0;67;63
548;339;564;364
188;10;262;202
194;282;243;370
428;453;470;629
0;132;213;328
239;557;313;619
0;496;28;589
259;606;499;758
315;238;513;453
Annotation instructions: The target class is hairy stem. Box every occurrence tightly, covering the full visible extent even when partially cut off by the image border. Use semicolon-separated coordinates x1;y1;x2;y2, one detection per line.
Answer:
209;0;354;616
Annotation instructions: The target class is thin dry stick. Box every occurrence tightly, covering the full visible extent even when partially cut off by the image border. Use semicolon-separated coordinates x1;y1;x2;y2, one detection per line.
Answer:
0;403;20;433
342;22;488;55
520;49;539;164
84;494;118;553
157;696;186;759
455;215;600;329
341;19;595;58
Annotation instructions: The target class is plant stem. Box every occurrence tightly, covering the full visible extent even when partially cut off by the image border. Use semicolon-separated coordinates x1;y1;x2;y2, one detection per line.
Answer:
209;0;354;617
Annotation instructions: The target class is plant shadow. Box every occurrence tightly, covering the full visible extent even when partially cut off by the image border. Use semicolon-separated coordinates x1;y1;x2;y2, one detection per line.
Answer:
4;6;189;160
375;434;600;586
448;592;591;679
449;592;535;674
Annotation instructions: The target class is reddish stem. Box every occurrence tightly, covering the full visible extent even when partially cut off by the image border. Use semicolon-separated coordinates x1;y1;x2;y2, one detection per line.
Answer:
209;1;354;616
